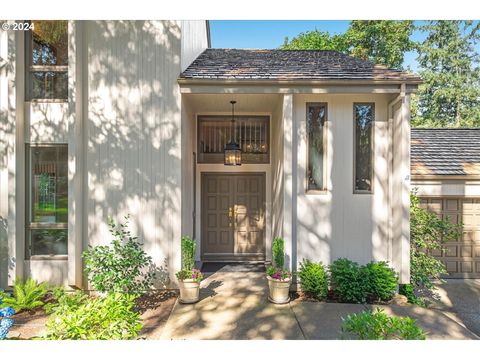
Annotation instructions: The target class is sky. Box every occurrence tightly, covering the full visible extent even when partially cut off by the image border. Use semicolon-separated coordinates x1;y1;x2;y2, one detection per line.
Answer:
209;20;429;71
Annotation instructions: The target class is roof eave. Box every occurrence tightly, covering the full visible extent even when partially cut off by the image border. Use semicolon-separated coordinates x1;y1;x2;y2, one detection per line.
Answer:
177;77;422;86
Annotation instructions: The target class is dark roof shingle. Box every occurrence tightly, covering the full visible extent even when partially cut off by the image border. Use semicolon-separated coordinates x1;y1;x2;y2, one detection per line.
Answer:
180;49;421;82
411;128;480;176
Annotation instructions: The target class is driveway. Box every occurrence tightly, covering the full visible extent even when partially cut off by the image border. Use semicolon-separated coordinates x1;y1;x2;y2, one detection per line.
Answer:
161;266;478;340
430;279;480;337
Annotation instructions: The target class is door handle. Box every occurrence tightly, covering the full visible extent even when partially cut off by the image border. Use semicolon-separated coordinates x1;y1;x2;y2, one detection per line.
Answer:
229;207;233;227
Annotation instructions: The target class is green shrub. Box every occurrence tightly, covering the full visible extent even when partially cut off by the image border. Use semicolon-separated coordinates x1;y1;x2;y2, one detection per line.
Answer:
0;278;48;312
272;237;285;269
44;288;88;314
341;308;426;340
398;284;425;307
181;236;196;271
329;258;369;303
410;193;460;290
364;261;398;302
298;259;328;300
45;293;142;340
82;216;156;294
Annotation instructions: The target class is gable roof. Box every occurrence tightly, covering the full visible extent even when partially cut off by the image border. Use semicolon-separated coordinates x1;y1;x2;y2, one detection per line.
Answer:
411;128;480;176
180;49;421;83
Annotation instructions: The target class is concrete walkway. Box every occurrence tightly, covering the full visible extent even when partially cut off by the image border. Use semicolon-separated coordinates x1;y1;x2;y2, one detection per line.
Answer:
430;279;480;337
161;266;479;340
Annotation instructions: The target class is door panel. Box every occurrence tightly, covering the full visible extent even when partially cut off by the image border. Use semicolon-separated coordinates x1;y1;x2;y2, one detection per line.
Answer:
202;175;234;255
420;197;480;278
201;173;265;261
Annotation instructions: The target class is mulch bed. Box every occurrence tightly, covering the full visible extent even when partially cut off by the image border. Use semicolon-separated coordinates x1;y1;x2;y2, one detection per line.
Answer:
5;290;178;340
292;290;403;306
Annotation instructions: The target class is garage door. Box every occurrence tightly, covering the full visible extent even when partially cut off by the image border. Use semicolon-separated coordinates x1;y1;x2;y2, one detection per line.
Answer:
420;197;480;278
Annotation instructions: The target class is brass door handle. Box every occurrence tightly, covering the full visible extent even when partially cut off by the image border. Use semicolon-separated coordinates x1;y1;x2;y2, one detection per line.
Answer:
229;207;233;227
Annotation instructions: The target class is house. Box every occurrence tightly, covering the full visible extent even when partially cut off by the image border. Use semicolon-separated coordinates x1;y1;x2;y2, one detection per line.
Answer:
0;20;420;290
411;128;480;278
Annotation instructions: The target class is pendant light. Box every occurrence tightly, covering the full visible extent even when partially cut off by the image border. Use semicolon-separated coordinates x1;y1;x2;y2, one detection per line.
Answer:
224;100;241;166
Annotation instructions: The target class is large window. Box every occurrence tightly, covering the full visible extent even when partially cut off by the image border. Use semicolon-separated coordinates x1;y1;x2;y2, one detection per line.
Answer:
26;20;68;100
197;116;269;163
306;103;328;192
26;145;68;257
354;103;374;193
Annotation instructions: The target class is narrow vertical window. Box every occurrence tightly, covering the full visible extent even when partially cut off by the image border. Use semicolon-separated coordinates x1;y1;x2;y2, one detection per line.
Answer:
306;103;327;192
354;103;374;193
26;145;68;257
26;20;68;100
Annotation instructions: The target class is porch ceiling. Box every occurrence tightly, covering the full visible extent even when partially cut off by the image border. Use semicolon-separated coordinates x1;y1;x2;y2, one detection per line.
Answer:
183;93;282;113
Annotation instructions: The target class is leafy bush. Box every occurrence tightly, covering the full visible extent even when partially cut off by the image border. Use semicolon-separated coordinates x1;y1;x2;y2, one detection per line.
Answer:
181;236;196;271
175;268;204;283
410;192;460;290
364;261;398;302
329;258;369;303
45;293;142;340
44;288;88;314
83;216;157;294
341;308;426;340
398;283;425;307
297;259;328;300
272;237;285;269
0;278;48;312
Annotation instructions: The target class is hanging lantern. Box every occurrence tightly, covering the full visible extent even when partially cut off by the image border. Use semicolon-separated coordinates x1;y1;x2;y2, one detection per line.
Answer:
224;100;242;166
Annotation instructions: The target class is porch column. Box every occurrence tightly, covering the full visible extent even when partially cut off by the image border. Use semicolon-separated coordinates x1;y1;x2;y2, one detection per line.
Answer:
282;93;295;272
67;21;84;288
392;85;411;284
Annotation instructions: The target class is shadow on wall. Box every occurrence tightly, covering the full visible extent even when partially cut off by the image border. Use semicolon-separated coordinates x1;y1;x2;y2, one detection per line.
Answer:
84;21;183;289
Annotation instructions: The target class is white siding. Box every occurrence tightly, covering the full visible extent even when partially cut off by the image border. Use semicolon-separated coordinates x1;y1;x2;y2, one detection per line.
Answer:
294;94;392;269
85;21;182;288
181;21;208;72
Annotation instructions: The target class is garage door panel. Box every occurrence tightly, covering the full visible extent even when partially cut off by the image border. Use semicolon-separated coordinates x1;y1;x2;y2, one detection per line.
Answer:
422;197;480;278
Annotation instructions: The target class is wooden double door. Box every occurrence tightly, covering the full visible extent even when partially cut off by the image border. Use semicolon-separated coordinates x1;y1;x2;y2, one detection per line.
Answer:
201;173;266;261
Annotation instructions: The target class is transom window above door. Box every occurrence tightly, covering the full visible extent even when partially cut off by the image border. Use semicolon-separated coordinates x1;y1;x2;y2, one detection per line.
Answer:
197;116;270;164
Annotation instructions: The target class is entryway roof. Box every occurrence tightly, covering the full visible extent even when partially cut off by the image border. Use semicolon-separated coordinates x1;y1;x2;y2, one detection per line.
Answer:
180;49;421;83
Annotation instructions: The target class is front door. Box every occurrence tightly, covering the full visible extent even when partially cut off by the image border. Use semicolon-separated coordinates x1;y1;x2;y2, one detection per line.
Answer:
201;173;266;261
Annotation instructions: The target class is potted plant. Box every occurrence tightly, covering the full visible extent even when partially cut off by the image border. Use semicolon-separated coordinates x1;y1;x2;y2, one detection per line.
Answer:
176;236;203;304
266;237;292;304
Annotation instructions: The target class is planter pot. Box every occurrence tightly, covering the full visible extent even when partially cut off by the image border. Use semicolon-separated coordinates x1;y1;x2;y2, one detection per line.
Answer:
267;276;291;304
178;279;200;304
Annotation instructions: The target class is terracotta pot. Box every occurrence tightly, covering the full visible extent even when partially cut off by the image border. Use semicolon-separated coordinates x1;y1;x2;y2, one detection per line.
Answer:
267;276;291;304
178;279;200;304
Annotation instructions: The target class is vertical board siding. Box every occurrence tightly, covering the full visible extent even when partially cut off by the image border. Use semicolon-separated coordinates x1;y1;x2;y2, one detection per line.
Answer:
86;21;182;287
294;94;391;268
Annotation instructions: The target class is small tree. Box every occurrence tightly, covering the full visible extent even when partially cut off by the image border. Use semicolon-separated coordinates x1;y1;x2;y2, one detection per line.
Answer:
272;237;285;269
83;215;157;294
181;236;196;271
410;192;461;290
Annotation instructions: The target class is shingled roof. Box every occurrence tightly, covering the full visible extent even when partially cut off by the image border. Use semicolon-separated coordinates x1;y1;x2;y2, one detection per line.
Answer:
180;49;421;82
411;128;480;176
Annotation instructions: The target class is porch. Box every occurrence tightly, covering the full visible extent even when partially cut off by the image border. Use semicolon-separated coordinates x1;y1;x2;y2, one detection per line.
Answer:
180;93;291;266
